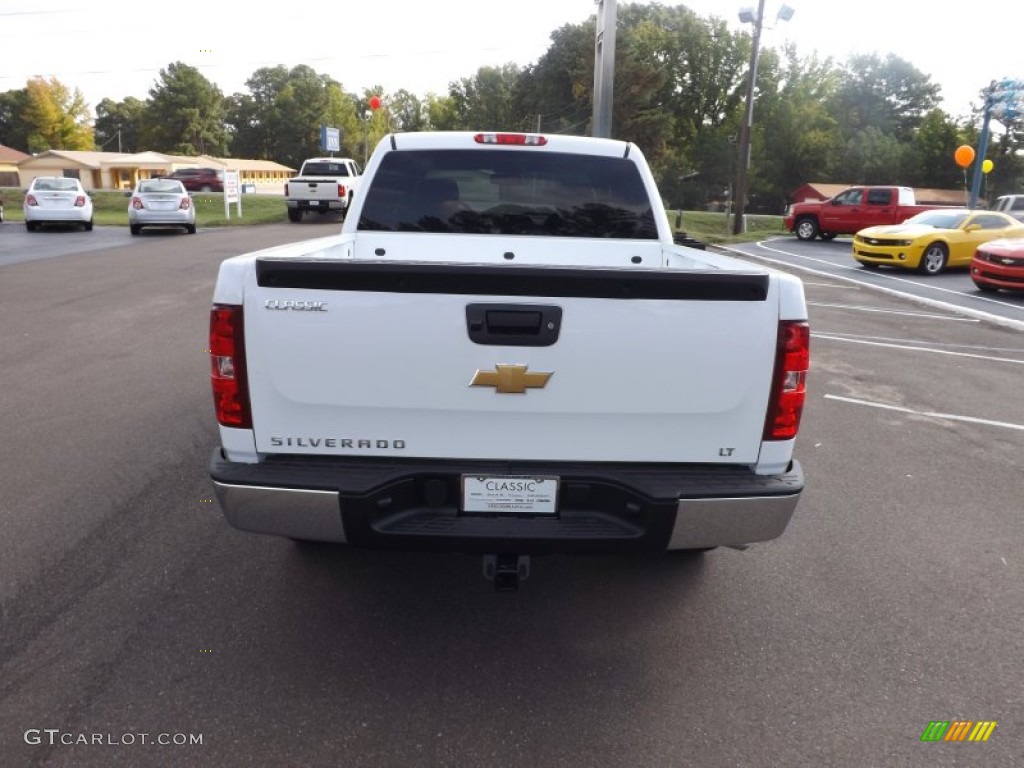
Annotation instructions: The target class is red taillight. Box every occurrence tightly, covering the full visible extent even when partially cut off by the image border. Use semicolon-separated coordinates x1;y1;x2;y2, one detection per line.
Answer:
764;321;809;441
132;197;143;209
473;133;547;146
179;197;191;210
26;194;38;206
209;304;252;429
75;195;86;207
338;183;346;198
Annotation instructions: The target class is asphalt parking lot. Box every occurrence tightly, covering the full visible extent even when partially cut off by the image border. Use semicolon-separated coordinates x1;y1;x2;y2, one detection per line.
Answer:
1;225;1020;767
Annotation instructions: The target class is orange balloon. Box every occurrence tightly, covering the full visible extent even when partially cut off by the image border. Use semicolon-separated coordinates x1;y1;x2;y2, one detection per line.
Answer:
954;144;975;168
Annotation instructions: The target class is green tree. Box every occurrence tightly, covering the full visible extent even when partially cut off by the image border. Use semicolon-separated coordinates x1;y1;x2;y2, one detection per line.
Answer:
225;65;291;160
512;4;753;204
750;46;842;210
834;125;907;185
425;94;459;131
388;90;427;133
447;64;525;130
980;120;1024;200
144;62;228;155
832;53;942;143
225;66;374;167
94;96;147;153
21;77;94;151
513;21;594;135
905;109;964;189
0;88;31;151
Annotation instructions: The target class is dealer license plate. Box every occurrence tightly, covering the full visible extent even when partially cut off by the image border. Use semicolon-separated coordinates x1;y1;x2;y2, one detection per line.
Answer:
461;475;559;515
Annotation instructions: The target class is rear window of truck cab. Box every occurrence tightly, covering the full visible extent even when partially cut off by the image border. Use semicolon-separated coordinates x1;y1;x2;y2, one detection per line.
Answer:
302;162;352;176
357;150;657;239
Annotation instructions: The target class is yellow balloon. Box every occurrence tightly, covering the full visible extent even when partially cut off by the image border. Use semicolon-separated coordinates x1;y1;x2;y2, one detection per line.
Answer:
982;159;994;174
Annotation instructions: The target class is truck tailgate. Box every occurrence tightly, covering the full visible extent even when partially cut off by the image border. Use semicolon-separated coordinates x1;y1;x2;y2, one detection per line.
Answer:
243;259;779;464
289;179;341;199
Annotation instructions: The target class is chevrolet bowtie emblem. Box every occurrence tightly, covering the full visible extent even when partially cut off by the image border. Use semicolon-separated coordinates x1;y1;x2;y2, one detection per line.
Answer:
470;364;553;394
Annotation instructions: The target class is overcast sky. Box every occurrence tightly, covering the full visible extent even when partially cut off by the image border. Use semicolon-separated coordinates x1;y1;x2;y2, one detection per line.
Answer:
1;1;1018;122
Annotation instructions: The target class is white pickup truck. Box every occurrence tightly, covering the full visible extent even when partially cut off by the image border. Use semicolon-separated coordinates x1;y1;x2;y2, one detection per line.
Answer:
284;157;362;222
991;194;1024;222
209;131;809;589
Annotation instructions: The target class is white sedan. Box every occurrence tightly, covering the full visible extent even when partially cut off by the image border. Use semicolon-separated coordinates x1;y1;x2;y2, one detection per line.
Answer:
128;178;197;235
24;177;94;231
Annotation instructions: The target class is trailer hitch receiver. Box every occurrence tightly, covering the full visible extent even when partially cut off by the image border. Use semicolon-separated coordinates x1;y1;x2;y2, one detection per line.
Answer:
483;554;530;591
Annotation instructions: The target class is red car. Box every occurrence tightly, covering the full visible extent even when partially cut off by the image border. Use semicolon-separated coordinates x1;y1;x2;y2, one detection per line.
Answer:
971;238;1024;293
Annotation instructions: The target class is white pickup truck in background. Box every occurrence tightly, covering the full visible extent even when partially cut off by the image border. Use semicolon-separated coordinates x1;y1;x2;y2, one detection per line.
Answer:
284;157;362;222
991;194;1024;222
209;131;809;589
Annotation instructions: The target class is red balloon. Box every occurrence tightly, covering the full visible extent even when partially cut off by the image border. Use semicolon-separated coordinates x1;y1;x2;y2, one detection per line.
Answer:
369;96;381;111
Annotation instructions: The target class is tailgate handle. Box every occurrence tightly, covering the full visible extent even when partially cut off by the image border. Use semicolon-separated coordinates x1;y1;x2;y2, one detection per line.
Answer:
466;304;562;347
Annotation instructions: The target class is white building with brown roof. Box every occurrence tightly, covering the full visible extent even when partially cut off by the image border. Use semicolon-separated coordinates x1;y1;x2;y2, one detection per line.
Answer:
0;143;31;187
14;150;294;192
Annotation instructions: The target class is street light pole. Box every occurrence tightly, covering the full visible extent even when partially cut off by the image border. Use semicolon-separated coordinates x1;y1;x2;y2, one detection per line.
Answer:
363;110;372;166
731;2;792;235
732;0;766;235
591;0;617;138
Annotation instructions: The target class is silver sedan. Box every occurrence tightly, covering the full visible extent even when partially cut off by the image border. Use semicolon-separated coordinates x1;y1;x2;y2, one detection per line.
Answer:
128;178;197;235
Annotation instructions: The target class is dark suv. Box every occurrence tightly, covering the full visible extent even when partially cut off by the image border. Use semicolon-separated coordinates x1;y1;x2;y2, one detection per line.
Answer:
166;167;224;192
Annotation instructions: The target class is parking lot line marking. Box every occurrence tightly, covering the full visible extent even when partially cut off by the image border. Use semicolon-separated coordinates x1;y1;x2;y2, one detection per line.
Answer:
807;301;978;321
756;241;1024;309
816;332;1024;353
801;281;859;290
813;333;1024;365
824;394;1024;431
716;242;1024;332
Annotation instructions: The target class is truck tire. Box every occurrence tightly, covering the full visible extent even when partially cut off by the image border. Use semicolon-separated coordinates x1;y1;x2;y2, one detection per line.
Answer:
287;209;303;223
795;217;819;241
918;242;948;275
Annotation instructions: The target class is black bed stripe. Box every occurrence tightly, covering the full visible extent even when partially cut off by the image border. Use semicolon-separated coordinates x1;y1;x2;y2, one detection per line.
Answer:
255;260;769;301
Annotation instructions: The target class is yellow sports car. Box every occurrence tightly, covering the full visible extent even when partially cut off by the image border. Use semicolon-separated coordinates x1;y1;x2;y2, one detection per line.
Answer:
852;209;1024;275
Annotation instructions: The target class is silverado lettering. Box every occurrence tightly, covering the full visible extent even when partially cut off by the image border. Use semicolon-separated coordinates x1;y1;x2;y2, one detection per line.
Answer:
270;437;406;449
209;130;809;588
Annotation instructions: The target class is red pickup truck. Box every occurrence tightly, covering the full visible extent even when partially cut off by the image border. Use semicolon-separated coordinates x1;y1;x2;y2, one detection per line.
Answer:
783;186;953;241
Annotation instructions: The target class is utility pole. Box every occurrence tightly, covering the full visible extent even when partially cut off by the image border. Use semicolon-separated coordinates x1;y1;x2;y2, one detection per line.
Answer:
732;0;766;235
591;0;617;138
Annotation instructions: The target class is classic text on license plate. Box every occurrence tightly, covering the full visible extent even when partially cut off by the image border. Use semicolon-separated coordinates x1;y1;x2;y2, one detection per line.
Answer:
461;476;559;515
